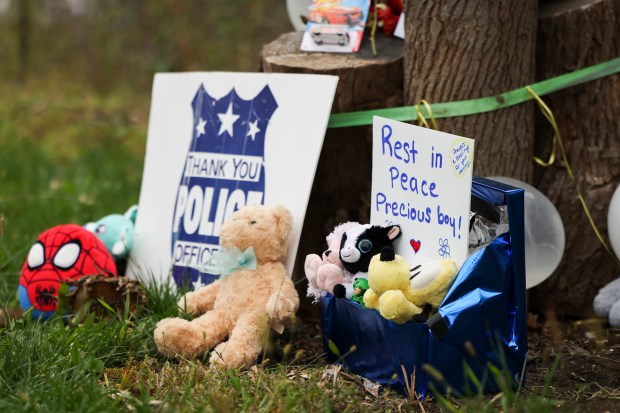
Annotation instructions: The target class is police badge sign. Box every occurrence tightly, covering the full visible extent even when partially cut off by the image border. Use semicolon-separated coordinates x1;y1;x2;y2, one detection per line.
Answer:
129;73;338;289
171;85;277;287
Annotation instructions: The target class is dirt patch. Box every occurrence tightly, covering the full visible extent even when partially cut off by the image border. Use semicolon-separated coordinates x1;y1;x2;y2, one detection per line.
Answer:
525;316;620;411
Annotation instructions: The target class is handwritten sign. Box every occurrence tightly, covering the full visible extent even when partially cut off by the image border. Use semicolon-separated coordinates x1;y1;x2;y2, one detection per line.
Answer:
129;72;338;289
371;117;475;267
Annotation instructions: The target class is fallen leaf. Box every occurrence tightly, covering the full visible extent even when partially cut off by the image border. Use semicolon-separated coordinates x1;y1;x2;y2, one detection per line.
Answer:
363;378;381;397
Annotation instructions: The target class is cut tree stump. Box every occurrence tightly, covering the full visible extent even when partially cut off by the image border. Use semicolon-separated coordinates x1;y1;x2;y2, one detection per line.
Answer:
260;31;403;317
261;31;403;112
529;0;620;317
403;0;538;181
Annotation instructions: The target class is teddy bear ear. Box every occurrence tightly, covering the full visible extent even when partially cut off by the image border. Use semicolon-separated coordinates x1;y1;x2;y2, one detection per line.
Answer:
387;224;401;240
272;204;293;240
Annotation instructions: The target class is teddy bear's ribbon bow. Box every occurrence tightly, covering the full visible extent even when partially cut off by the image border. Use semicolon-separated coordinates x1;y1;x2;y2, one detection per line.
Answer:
216;246;257;277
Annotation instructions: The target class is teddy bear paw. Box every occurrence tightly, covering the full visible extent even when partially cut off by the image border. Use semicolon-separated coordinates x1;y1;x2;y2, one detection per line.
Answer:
315;264;345;292
266;295;297;321
209;342;255;369
177;296;199;315
304;254;322;288
154;318;209;359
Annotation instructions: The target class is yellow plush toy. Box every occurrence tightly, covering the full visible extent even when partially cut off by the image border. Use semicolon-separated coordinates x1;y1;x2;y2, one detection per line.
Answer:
363;246;457;324
154;204;299;369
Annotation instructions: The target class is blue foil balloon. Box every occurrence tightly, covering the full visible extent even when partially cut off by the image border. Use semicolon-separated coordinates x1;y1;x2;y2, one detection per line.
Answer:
320;176;527;397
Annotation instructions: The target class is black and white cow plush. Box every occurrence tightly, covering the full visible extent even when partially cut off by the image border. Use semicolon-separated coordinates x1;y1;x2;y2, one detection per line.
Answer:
333;224;401;299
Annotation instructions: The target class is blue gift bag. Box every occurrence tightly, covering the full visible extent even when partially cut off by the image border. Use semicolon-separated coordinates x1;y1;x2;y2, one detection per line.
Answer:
320;177;527;396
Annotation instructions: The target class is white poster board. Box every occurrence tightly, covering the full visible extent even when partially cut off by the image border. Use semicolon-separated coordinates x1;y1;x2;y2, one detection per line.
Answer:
371;117;475;267
129;72;338;289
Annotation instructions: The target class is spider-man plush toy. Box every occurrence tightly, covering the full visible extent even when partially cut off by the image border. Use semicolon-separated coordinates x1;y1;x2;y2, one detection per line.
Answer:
19;224;118;319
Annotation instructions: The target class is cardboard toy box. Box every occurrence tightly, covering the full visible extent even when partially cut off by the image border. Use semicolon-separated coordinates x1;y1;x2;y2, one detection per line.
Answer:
320;177;527;396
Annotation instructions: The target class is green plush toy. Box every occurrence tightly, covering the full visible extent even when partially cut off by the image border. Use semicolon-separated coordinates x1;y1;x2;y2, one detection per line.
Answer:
84;205;138;274
350;277;369;306
363;246;457;324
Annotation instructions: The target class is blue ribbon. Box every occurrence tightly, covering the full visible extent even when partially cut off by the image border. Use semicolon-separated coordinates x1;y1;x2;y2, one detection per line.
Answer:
216;246;257;276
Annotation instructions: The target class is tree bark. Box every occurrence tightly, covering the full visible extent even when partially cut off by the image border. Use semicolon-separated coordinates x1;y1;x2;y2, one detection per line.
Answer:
261;32;403;318
403;0;538;181
529;0;620;317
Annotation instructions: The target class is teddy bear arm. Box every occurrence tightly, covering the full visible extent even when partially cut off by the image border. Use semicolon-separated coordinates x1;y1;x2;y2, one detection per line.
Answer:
178;281;220;315
265;269;300;321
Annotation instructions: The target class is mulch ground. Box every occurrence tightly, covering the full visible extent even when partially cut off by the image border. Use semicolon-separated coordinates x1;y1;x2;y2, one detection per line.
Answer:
525;316;620;411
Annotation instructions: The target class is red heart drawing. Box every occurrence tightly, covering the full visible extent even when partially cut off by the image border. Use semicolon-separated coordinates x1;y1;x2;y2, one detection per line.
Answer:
410;239;421;253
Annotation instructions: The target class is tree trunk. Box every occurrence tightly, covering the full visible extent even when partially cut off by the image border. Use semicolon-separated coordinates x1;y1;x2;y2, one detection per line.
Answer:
403;0;538;181
529;0;620;317
261;31;403;318
17;0;31;79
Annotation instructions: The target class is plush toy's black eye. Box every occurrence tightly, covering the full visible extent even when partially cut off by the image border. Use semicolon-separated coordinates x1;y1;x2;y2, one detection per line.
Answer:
250;220;257;225
357;239;373;253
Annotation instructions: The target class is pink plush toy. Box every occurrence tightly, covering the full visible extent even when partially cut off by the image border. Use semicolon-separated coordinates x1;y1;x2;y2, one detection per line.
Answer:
305;222;360;302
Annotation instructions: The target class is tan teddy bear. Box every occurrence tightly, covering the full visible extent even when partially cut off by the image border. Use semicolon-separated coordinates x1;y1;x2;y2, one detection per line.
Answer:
154;204;299;369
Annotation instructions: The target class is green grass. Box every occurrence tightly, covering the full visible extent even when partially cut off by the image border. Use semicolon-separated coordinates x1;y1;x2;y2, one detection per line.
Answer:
424;356;559;413
0;77;413;412
0;3;395;411
0;313;150;411
0;65;560;413
0;79;146;290
0;5;599;411
0;79;148;411
0;280;400;412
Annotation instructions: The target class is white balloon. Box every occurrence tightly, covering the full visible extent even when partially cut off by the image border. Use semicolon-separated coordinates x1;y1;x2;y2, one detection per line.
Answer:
608;184;620;260
286;0;314;31
488;177;565;289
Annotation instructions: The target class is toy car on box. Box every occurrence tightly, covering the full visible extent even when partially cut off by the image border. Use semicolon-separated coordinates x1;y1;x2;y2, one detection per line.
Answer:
310;24;350;46
301;0;370;53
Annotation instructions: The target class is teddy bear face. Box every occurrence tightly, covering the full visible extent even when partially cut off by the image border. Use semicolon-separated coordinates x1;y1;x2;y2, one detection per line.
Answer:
219;205;292;263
